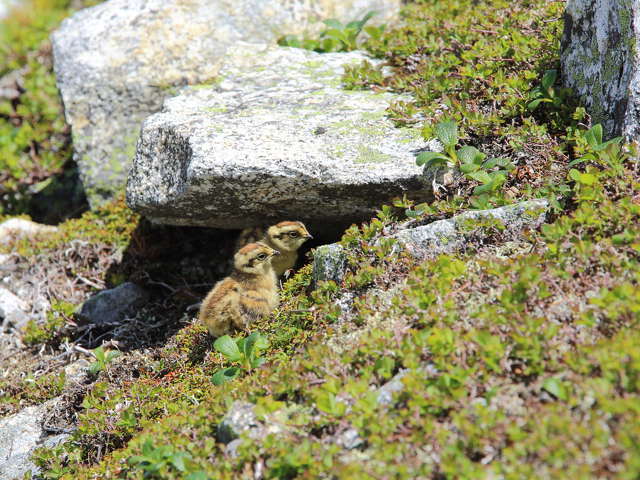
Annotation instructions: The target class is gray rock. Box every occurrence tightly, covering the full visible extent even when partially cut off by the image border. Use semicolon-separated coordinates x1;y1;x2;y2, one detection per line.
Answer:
312;244;348;287
334;428;364;450
52;0;400;207
217;402;260;445
63;359;91;385
217;401;289;454
126;43;430;228
561;0;640;138
312;199;549;286
75;282;148;326
0;287;29;331
391;199;548;260
0;218;57;245
376;369;408;406
0;399;67;480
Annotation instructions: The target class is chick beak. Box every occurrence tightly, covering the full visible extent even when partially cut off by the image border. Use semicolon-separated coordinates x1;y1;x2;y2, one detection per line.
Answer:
272;250;281;256
305;233;314;239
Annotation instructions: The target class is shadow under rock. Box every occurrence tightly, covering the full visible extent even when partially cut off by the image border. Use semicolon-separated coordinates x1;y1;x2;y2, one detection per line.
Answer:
73;219;239;351
72;216;340;351
27;160;89;225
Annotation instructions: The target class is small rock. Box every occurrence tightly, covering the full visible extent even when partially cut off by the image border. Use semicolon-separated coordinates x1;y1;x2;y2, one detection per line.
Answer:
217;401;292;456
312;244;347;287
0;399;65;480
63;359;91;385
376;369;408;406
0;287;29;331
217;402;260;445
334;428;364;450
391;199;549;260
75;282;149;326
0;218;57;245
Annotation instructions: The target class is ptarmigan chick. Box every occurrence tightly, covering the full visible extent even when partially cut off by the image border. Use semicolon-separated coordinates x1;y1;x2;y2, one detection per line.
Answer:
236;221;313;277
199;242;280;338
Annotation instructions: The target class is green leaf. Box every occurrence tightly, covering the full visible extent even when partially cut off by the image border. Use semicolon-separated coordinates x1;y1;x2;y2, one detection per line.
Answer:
374;357;395;379
541;69;557;90
569;169;597;185
213;335;242;361
542;377;568;401
243;331;268;359
277;35;301;48
323;28;348;43
320;37;339;52
211;367;240;386
459;162;480;174
315;391;346;416
170;452;190;472
434;120;458;148
416;151;450;167
527;98;543;111
591;124;603;145
457;145;485;165
493;157;515;170
322;19;343;30
186;472;209;480
466;170;492;184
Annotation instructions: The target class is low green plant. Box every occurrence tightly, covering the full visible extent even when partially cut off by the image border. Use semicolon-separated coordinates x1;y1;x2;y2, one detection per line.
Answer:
569;123;625;168
211;331;269;385
88;346;121;375
278;11;382;53
416;120;515;203
128;439;193;479
527;69;562;111
22;300;75;346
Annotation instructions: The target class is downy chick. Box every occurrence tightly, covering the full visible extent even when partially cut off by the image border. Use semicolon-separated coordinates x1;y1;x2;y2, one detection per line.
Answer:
236;221;313;277
199;242;280;338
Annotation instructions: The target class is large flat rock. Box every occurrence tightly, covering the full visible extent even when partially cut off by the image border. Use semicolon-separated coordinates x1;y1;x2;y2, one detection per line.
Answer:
561;0;640;138
126;44;430;229
52;0;400;207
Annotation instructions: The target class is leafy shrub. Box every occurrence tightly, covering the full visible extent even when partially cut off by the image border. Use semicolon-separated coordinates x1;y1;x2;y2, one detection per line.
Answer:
88;346;121;375
278;11;383;53
211;331;269;385
416;119;515;207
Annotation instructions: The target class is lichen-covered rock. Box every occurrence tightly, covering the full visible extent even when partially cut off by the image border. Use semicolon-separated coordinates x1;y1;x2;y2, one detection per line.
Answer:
312;199;549;286
312;243;348;287
126;43;430;228
0;399;68;480
217;400;293;454
391;199;549;259
52;0;401;207
561;0;640;138
75;282;149;326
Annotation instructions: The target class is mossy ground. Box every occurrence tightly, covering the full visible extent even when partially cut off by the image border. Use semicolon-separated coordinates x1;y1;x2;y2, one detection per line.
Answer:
0;0;639;479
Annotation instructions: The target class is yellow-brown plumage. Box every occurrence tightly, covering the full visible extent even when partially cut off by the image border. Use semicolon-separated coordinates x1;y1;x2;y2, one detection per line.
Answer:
235;221;313;277
198;242;280;338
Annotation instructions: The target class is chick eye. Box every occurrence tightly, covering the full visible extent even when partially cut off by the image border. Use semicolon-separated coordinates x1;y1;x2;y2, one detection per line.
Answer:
257;253;267;260
289;232;299;238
